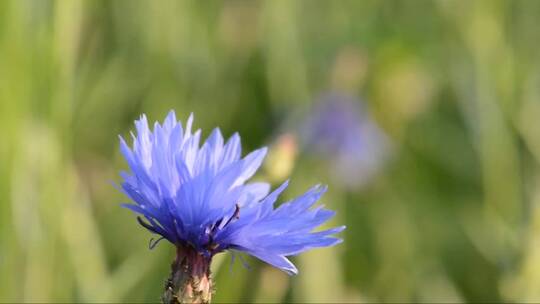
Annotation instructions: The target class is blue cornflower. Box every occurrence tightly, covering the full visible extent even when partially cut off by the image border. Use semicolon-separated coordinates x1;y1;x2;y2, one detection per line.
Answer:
300;92;389;188
118;111;344;279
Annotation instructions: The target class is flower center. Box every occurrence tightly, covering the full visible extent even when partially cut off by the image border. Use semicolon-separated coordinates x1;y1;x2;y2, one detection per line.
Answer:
205;204;240;254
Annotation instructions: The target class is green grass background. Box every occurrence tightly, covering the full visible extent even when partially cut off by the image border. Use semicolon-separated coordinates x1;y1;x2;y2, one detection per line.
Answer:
1;0;539;302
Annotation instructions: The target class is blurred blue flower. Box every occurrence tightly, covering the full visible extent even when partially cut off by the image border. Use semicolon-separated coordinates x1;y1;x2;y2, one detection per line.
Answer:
118;111;344;275
300;92;389;188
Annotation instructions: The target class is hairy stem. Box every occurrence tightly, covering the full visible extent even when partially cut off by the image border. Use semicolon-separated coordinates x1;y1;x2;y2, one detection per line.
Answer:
162;246;213;304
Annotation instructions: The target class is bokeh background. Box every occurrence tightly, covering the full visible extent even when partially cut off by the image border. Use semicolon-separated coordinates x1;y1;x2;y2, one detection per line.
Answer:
1;0;539;302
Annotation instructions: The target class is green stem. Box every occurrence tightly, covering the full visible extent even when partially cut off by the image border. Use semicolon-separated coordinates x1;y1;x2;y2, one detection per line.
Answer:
162;246;213;304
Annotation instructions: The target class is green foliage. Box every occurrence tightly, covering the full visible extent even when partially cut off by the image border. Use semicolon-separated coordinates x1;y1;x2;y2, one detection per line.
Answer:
0;0;538;302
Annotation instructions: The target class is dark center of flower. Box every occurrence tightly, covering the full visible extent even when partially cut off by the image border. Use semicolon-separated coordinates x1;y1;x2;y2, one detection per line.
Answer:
205;203;240;254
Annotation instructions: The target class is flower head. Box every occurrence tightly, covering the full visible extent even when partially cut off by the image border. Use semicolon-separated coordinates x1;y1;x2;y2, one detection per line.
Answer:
118;111;344;275
300;92;389;188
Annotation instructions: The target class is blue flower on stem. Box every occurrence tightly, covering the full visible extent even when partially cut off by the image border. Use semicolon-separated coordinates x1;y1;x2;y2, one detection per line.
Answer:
300;92;389;188
117;111;344;303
